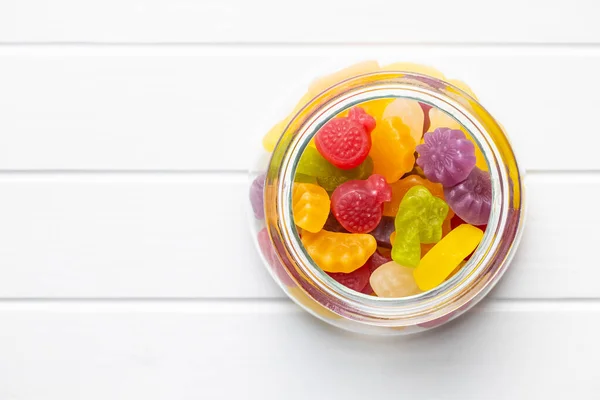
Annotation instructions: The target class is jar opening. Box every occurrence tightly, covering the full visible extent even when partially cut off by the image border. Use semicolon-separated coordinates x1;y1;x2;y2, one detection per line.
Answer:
264;72;525;328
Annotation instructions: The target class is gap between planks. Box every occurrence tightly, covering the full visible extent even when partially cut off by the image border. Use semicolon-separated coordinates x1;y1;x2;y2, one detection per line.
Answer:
1;43;600;56
0;298;596;313
0;169;595;183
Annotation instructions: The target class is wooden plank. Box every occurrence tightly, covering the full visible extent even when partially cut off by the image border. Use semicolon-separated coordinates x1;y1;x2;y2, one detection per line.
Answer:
0;172;592;299
0;47;598;171
0;0;598;43
0;300;597;399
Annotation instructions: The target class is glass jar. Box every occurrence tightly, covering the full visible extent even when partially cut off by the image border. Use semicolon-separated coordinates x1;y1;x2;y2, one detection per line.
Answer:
249;70;525;335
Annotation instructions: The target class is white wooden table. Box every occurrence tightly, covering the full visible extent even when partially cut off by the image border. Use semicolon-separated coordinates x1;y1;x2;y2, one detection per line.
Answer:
0;1;599;398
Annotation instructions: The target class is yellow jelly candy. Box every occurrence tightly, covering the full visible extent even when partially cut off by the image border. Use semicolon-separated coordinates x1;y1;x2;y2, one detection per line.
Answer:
262;91;316;152
381;63;446;80
287;286;341;320
362;98;395;122
428;108;487;171
263;117;290;152
413;224;484;291
382;98;425;144
448;79;478;100
337;98;395;122
292;183;330;233
264;62;380;153
369;117;416;183
308;60;381;96
301;230;376;273
428;107;462;132
370;261;421;298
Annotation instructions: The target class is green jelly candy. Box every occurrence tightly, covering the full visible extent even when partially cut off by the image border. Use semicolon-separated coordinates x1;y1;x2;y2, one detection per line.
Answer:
296;146;373;192
391;185;448;267
294;173;318;184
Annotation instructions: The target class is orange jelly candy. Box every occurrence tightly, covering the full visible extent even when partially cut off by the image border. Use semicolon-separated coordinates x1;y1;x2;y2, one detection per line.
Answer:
359;98;395;121
292;183;330;233
369;117;416;183
301;230;376;273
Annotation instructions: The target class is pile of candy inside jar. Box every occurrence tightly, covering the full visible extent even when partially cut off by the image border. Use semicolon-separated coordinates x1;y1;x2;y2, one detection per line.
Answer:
251;62;493;298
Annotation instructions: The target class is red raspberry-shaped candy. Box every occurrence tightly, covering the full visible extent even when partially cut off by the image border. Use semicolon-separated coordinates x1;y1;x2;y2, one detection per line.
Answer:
315;107;376;170
331;174;392;233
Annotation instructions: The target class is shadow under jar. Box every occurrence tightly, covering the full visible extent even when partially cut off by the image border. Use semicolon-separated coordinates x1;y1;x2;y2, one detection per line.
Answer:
253;71;525;335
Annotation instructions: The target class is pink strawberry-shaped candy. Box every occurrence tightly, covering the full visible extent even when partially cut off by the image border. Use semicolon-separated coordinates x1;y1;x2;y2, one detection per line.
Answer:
331;174;392;233
315;107;375;170
327;264;371;292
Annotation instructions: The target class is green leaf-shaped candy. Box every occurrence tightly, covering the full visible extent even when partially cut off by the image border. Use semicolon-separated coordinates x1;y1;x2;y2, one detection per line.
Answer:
392;185;449;267
296;146;373;192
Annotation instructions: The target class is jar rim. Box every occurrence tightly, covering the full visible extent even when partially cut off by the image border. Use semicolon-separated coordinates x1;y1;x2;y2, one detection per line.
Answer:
264;71;525;327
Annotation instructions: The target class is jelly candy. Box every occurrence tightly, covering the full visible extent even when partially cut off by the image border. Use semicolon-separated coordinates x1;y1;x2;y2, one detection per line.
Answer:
301;230;377;273
380;62;446;80
451;213;486;232
370;216;395;248
365;250;392;273
322;213;347;233
362;249;392;295
257;228;294;287
327;264;371;292
262;118;290;153
331;174;392;233
359;98;395;122
391;186;449;267
420;217;452;257
318;157;373;192
382;98;425;144
421;103;432;133
309;61;380;96
264;61;381;153
377;247;392;258
448;261;467;280
383;174;445;217
369;117;416;183
294;174;318;184
296;146;373;192
323;212;397;250
287;286;341;320
249;173;265;219
340;99;395;123
369;261;421;298
361;282;374;295
384;175;454;249
315;107;375;170
428;108;462;133
413;224;484;291
448;79;478;100
417;128;476;187
390;216;451;258
262;91;314;152
427;108;487;171
444;167;492;226
292;183;330;233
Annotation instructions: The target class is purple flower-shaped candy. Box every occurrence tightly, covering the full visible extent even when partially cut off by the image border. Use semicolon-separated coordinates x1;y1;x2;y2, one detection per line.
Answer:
444;167;492;226
416;128;477;187
249;173;266;219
